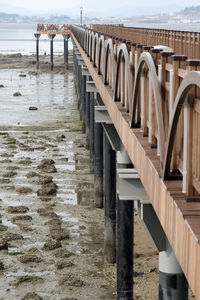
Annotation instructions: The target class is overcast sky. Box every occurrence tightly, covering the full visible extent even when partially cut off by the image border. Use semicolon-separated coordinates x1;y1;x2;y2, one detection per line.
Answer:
1;0;200;17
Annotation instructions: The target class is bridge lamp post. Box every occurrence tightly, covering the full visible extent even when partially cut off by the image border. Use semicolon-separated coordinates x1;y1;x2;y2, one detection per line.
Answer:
80;6;83;27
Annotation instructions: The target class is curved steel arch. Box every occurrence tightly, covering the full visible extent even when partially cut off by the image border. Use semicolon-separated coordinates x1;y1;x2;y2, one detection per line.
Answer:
129;52;165;167
93;33;99;67
162;71;200;179
104;39;116;90
98;36;105;76
84;30;89;52
114;44;132;110
89;32;95;60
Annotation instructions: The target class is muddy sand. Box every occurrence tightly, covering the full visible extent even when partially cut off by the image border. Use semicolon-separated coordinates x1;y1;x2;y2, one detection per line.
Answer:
0;53;195;300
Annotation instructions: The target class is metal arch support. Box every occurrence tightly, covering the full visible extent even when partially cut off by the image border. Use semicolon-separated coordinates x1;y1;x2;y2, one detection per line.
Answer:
162;71;200;179
104;38;116;89
98;36;105;76
114;44;132;111
130;52;165;169
93;33;99;67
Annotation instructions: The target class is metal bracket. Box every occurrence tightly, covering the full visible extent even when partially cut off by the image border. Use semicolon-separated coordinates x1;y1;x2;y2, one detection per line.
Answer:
117;168;166;251
86;81;98;93
82;66;90;76
103;124;121;151
137;201;166;252
95;106;112;124
78;59;85;66
118;169;148;201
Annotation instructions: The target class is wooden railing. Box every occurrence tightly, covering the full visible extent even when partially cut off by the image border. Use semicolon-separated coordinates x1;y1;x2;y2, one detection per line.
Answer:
37;24;71;33
72;25;200;199
92;25;200;59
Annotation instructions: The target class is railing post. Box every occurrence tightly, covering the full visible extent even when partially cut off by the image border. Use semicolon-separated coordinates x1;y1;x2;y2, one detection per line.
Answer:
185;59;200;197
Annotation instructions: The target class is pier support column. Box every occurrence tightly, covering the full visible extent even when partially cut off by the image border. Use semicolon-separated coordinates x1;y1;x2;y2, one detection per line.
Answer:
34;34;41;69
103;131;116;262
94;94;103;208
85;83;90;149
48;34;56;71
63;34;69;69
89;92;95;172
117;144;133;300
159;240;188;300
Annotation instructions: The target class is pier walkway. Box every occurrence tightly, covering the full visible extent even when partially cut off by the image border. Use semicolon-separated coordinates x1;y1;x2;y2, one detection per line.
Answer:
36;24;200;299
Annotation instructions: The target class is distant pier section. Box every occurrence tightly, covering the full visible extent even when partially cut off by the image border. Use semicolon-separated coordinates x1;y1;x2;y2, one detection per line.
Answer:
36;24;72;35
34;24;71;70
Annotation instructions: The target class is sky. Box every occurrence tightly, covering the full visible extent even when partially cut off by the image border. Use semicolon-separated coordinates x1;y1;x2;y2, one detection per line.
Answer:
1;0;200;17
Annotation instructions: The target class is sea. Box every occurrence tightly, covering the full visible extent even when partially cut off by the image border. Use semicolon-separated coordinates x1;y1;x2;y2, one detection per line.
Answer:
0;23;73;55
0;22;200;56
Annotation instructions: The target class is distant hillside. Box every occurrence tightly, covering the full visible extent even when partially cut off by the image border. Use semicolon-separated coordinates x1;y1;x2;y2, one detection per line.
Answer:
0;11;72;23
180;6;200;17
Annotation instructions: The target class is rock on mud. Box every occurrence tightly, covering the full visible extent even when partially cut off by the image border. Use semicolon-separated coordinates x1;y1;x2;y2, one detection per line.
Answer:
18;254;42;264
56;134;66;142
0;260;4;270
0;225;8;232
53;248;73;259
7;206;29;214
0;239;8;250
22;292;43;300
29;106;38;111
11;215;32;223
59;273;84;287
37;159;57;173
48;229;70;241
4;233;23;241
38;176;53;185
0;178;11;184
26;171;39;178
2;171;17;178
13;92;22;96
37;182;57;196
37;208;58;218
55;260;74;270
14;276;43;286
16;187;33;194
43;239;61;251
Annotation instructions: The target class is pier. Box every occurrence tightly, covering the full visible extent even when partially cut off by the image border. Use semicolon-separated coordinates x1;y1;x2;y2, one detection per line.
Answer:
28;24;200;299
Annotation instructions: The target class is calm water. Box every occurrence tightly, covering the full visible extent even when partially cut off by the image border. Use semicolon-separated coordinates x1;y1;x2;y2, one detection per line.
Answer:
0;23;72;55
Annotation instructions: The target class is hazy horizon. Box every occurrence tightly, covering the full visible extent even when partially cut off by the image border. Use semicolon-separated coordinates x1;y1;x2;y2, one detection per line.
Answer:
1;0;200;18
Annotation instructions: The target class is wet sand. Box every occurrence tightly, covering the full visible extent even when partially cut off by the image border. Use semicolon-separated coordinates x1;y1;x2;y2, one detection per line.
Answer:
0;53;195;299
